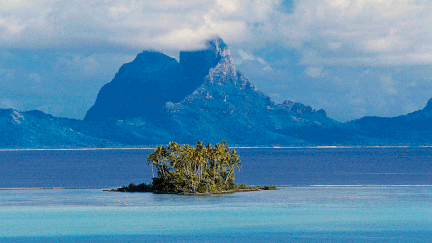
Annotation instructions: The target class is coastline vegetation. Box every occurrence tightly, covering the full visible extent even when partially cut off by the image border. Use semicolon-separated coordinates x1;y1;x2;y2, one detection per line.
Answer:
114;141;276;194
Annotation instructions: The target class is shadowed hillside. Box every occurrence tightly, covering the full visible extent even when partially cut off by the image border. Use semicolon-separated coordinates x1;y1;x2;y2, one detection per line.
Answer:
1;37;432;148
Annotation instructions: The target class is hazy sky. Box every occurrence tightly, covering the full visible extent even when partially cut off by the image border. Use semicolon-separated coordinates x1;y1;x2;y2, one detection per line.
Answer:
1;0;432;121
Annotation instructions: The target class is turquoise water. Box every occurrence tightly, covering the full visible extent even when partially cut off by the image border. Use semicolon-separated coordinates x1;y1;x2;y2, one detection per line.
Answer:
1;148;432;241
1;186;431;242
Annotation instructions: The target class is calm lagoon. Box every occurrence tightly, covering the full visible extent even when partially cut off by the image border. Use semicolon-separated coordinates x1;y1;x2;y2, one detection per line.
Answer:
1;187;431;242
1;147;432;242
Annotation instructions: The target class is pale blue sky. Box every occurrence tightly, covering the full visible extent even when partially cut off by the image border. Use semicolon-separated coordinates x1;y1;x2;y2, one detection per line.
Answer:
1;0;432;121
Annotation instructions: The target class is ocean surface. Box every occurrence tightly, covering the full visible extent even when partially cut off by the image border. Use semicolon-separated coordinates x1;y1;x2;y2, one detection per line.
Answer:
1;147;432;188
1;147;432;242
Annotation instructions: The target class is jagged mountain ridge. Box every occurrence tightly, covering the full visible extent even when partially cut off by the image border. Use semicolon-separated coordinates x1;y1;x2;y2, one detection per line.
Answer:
82;37;337;145
85;38;242;121
0;109;119;148
2;37;432;148
85;37;331;123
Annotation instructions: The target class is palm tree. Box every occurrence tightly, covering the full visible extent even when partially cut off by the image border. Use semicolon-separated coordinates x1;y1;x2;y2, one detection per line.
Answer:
225;150;241;182
147;153;156;178
194;141;206;181
213;142;226;183
146;141;242;194
147;145;168;177
167;141;181;170
204;143;213;179
180;144;193;176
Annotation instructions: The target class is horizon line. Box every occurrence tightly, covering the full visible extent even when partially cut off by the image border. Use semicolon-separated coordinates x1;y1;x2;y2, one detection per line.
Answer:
2;185;432;190
1;145;432;152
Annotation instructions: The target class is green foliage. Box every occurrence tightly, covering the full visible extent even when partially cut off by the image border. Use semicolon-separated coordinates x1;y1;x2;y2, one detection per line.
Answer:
262;186;277;190
115;182;153;192
233;184;277;191
148;140;242;194
115;141;277;194
197;178;217;193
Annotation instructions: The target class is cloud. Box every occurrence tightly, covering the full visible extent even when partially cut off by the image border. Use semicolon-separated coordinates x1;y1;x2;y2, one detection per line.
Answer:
56;55;101;76
2;0;432;122
379;73;397;95
0;67;15;78
29;73;41;83
0;99;17;110
0;0;276;51
2;0;431;66
274;0;432;66
304;66;326;78
236;49;272;70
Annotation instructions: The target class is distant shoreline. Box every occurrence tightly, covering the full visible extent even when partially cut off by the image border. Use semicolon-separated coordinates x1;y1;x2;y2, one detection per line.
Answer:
0;187;111;190
2;145;432;152
2;185;432;190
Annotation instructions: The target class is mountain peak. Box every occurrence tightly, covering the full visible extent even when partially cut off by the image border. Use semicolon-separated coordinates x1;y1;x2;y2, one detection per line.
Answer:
179;36;231;81
84;37;241;121
424;98;432;111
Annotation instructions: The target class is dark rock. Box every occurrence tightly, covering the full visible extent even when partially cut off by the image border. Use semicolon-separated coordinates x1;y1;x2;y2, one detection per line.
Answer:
84;51;183;121
281;100;321;114
3;37;432;148
81;36;337;146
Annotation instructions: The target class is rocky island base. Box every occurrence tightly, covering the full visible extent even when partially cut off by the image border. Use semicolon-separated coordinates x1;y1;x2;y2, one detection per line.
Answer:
112;182;277;194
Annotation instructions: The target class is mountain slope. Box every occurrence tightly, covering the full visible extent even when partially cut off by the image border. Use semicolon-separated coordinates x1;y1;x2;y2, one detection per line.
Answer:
85;38;234;121
81;37;342;146
2;37;432;148
349;98;432;145
0;109;118;148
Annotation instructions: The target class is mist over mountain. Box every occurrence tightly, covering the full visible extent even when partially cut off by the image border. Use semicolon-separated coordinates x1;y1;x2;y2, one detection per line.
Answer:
82;37;338;146
1;37;432;148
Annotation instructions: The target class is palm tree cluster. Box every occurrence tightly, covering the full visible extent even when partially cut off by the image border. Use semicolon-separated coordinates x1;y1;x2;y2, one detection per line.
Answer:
147;141;241;193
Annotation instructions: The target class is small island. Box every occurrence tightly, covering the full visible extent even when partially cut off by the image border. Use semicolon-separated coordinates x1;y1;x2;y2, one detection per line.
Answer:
114;141;276;194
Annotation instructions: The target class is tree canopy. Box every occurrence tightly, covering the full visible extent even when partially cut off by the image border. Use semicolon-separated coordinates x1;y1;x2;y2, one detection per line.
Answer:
115;141;276;194
148;141;241;193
